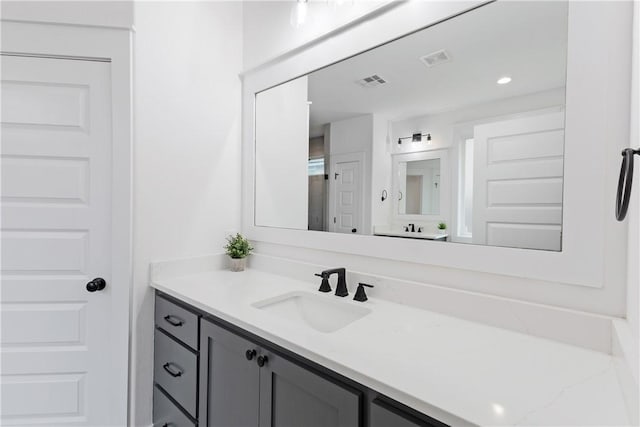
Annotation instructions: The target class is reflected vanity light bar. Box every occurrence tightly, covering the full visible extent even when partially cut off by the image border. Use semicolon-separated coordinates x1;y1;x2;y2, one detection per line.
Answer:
397;133;432;144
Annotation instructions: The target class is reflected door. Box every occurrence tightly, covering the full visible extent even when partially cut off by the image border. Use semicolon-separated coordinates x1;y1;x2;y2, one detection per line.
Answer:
331;156;362;234
472;111;564;250
1;55;116;425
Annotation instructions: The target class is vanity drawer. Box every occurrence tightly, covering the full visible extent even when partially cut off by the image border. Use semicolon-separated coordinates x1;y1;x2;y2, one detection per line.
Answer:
153;386;195;427
156;295;199;350
154;329;198;418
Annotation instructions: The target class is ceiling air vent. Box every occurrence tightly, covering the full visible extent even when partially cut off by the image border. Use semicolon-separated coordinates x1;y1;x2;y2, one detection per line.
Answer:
356;74;387;88
419;49;451;68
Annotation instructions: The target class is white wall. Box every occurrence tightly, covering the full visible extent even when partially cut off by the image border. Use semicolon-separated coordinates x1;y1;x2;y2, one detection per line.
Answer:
132;2;243;425
329;114;373;233
242;1;389;71
329;114;373;155
371;115;393;228
626;0;640;385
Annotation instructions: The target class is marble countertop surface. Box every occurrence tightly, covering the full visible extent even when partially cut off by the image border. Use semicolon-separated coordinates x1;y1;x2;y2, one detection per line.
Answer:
151;268;630;427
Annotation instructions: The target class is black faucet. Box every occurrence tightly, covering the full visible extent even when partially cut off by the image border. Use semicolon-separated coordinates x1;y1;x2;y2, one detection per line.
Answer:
317;268;349;297
408;223;415;232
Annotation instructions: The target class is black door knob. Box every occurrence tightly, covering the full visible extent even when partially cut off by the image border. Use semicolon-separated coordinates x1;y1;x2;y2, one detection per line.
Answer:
86;278;106;292
351;228;357;233
256;355;268;367
245;349;257;361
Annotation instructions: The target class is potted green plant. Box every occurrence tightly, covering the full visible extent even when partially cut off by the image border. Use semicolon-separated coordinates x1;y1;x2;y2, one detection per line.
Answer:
437;222;447;234
224;233;253;272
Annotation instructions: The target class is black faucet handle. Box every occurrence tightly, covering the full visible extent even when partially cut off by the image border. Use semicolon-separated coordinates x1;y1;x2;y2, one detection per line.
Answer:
353;283;373;302
315;272;331;293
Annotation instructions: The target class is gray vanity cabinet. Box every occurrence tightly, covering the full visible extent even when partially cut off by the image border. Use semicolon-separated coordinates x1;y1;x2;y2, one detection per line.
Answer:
259;349;360;427
153;294;201;427
156;291;447;427
199;319;360;427
199;319;261;427
370;398;448;427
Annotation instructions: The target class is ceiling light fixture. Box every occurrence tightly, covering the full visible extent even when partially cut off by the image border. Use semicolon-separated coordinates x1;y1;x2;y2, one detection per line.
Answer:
290;0;308;28
497;76;512;85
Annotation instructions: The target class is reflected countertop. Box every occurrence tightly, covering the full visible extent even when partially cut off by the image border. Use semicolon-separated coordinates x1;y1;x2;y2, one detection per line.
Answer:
373;226;448;240
151;267;631;427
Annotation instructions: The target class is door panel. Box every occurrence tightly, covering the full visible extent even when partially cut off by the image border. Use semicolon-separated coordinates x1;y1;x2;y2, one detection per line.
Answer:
199;320;260;427
472;111;564;250
1;55;113;426
259;350;360;427
333;159;362;234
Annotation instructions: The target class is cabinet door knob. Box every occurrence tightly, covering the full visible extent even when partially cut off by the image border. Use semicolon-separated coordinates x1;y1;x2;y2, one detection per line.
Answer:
86;278;106;292
245;349;257;361
256;355;268;367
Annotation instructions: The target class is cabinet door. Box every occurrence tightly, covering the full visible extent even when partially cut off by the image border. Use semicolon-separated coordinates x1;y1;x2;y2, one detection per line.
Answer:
259;351;360;427
199;320;260;427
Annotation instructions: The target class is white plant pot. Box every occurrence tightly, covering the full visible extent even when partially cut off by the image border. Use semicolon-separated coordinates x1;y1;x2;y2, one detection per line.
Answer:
438;229;446;235
229;257;246;272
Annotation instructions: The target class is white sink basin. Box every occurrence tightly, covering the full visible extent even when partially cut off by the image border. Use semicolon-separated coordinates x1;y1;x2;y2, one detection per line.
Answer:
252;291;371;333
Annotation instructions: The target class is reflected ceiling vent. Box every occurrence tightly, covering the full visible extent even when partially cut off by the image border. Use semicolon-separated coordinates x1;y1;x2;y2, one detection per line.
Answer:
420;49;451;68
356;74;387;88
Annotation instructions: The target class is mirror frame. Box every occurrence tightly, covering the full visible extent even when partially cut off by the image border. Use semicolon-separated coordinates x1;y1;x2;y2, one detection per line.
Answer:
241;0;630;288
392;149;450;222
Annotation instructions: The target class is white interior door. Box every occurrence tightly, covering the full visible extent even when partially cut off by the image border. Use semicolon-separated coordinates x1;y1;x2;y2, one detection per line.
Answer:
330;155;362;234
472;111;564;250
1;55;116;425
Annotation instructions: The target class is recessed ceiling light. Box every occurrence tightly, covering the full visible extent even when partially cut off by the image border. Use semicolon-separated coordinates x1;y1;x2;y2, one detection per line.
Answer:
497;76;512;85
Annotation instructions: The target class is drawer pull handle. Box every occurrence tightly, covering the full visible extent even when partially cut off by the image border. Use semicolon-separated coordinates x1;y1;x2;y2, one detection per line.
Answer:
163;362;183;378
164;315;184;327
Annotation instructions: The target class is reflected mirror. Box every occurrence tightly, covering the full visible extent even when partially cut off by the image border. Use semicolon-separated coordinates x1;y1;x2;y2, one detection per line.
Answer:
400;159;440;216
254;1;568;251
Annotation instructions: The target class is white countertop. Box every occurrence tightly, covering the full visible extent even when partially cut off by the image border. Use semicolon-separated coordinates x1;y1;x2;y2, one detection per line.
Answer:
374;230;448;240
373;226;448;240
151;268;631;427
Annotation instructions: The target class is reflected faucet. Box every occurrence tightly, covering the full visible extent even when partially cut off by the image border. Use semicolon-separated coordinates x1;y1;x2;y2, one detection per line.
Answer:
319;268;349;297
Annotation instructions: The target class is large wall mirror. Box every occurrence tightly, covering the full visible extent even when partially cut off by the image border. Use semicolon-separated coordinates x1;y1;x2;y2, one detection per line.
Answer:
254;1;568;251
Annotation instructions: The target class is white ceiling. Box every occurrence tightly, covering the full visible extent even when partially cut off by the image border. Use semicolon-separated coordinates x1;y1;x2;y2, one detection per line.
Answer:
307;1;568;136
